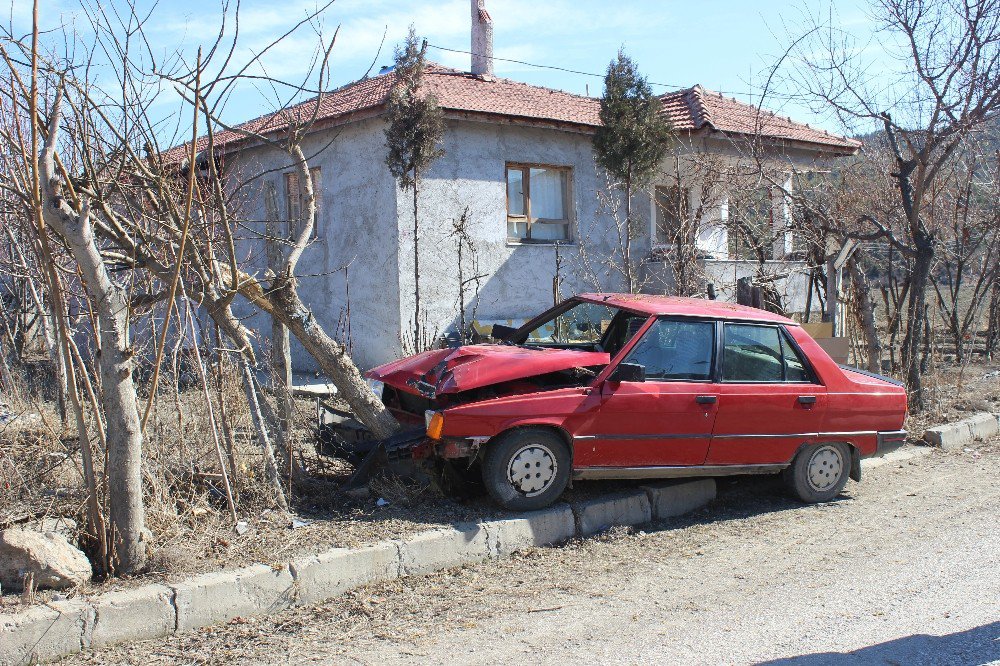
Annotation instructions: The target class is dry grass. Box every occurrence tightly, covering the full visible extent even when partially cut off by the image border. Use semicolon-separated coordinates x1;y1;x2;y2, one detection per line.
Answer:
0;356;507;609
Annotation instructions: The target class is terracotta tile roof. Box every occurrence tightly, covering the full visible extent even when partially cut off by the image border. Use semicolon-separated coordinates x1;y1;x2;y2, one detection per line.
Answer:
667;84;860;152
163;63;857;162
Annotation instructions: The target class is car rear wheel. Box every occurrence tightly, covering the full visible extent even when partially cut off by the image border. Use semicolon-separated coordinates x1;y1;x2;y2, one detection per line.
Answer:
784;442;851;503
482;428;571;511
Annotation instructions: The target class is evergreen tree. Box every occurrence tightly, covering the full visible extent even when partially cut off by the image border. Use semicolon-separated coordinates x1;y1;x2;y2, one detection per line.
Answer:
593;49;673;292
385;26;445;349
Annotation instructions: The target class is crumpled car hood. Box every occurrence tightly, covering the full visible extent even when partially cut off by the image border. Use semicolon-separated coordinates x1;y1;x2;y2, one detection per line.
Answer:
367;345;611;396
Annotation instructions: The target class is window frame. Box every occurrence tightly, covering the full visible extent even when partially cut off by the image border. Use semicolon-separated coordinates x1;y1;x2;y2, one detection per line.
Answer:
622;316;718;383
284;166;321;239
505;162;574;244
718;322;818;384
727;187;774;261
652;184;691;248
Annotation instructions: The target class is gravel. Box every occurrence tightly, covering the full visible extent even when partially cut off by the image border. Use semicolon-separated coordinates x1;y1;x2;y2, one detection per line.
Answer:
61;438;1000;665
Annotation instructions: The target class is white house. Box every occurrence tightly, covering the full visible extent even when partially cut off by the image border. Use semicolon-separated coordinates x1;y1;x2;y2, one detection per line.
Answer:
179;1;859;371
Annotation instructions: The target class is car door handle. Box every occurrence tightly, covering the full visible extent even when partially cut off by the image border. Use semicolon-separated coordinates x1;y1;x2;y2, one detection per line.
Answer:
696;395;717;405
798;395;817;405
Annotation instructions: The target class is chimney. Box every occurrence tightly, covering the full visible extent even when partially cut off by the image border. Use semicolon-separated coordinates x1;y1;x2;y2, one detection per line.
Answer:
471;0;494;78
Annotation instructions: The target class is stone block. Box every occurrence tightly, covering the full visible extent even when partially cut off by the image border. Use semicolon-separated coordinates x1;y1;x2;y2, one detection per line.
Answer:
0;599;91;665
641;479;716;521
573;489;652;536
398;524;490;576
924;413;999;451
290;542;399;606
90;583;175;648
0;528;92;592
172;564;294;632
483;504;576;558
967;413;1000;441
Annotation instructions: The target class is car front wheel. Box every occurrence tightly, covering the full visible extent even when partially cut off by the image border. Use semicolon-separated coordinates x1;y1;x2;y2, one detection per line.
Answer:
482;428;571;511
784;442;851;503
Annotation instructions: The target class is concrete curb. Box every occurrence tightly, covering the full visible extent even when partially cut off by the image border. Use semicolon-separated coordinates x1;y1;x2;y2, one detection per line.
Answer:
642;479;718;520
0;479;710;664
923;412;1000;451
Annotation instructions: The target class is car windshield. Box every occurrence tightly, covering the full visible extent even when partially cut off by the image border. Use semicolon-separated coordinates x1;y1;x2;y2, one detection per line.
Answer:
518;300;648;357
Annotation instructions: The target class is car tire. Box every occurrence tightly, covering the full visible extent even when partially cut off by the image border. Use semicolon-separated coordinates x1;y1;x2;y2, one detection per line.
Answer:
482;428;571;511
784;442;852;503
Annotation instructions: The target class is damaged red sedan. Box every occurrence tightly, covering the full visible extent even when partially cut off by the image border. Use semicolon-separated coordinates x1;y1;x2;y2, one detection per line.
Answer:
363;294;908;511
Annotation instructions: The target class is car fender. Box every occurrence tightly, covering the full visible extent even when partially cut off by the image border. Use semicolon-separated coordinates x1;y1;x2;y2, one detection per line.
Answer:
489;418;575;453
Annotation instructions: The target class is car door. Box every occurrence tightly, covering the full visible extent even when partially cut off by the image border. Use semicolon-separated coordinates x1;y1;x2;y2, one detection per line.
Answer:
706;322;827;465
572;317;719;468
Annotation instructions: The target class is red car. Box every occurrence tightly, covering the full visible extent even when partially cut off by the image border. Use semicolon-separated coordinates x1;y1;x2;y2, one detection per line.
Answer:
367;294;908;511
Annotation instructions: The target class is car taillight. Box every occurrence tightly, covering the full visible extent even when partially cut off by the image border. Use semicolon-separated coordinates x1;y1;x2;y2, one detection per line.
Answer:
425;411;445;440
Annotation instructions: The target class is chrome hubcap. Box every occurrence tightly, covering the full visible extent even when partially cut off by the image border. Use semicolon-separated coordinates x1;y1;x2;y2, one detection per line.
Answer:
807;446;844;492
507;444;557;497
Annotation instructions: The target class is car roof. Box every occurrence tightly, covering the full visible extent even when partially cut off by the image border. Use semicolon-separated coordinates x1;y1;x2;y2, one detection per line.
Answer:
575;293;797;325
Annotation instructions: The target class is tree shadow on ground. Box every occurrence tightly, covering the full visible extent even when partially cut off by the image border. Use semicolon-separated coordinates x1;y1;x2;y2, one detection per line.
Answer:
756;621;1000;665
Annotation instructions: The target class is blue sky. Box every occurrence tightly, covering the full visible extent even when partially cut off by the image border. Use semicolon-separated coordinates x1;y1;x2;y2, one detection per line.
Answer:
10;0;886;139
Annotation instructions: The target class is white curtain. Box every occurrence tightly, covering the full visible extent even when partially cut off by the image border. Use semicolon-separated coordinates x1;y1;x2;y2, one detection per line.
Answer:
530;168;565;219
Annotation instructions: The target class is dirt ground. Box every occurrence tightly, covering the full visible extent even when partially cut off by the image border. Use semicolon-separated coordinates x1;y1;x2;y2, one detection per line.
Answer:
59;434;1000;665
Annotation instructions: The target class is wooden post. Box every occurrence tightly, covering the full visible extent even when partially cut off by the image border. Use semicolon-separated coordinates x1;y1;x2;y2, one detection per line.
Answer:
825;255;840;336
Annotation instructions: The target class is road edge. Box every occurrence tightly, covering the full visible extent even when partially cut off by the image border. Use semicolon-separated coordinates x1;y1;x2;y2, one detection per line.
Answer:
1;480;716;664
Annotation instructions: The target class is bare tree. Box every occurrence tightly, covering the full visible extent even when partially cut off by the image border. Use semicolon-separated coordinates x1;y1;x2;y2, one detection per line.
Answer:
0;3;146;573
788;0;1000;408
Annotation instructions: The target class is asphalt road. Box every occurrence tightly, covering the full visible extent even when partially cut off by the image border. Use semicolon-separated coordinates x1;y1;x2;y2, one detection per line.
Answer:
68;441;1000;665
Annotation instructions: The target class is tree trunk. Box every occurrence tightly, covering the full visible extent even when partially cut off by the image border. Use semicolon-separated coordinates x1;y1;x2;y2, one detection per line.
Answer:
848;256;882;373
38;96;146;574
266;212;295;479
412;176;421;350
623;177;635;293
239;357;288;510
235;273;400;440
987;283;1000;358
902;239;934;410
271;321;294;469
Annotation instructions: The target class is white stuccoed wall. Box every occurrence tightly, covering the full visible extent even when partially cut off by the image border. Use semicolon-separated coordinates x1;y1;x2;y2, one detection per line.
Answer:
224;117;404;371
394;118;631;359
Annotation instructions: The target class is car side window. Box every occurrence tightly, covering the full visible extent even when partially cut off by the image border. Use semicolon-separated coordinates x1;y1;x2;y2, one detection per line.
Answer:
723;323;814;382
623;319;714;381
722;324;784;382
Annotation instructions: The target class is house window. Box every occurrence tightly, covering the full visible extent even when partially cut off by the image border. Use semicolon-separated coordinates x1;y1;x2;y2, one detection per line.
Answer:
654;185;690;246
728;188;772;261
284;167;321;237
506;164;572;242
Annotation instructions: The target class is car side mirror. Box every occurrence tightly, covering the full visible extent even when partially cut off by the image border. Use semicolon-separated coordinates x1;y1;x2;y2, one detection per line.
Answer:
608;362;645;383
491;324;518;342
